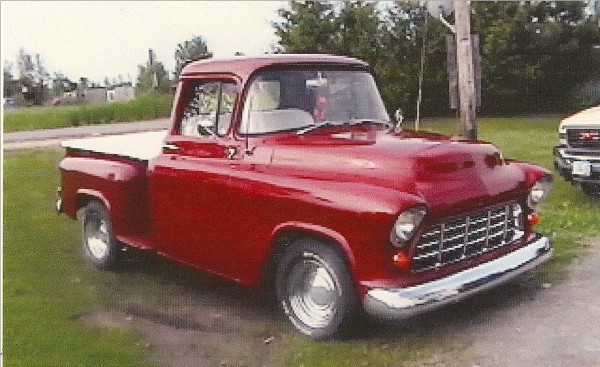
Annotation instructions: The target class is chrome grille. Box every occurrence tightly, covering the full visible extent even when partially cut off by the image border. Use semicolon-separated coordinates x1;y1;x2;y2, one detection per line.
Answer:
567;128;600;149
412;203;524;272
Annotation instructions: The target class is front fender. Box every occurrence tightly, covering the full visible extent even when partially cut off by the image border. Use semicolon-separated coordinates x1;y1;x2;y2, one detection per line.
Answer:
509;161;553;188
271;221;357;272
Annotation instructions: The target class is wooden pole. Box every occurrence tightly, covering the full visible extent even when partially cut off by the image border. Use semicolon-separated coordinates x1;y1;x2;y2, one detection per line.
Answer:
454;1;477;140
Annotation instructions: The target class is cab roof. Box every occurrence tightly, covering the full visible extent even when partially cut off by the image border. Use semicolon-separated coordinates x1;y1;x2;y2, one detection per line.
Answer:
180;54;370;83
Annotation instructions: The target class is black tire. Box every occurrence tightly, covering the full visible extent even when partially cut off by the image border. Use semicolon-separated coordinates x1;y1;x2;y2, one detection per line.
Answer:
275;238;358;340
581;183;600;197
82;201;119;269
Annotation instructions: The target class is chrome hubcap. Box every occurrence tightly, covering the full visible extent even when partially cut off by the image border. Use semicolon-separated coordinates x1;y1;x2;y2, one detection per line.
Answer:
287;255;340;329
85;214;109;260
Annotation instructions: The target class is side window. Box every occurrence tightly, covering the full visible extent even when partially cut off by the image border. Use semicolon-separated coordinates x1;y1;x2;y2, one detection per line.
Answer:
180;81;237;137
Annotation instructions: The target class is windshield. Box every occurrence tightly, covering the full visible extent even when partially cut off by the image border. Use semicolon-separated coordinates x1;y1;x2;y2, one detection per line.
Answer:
239;68;389;135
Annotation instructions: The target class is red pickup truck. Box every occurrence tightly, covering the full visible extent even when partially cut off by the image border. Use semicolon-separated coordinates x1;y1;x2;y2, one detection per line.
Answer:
56;54;553;339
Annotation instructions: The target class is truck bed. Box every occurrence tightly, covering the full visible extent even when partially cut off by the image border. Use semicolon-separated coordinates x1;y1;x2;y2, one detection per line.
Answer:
61;130;168;161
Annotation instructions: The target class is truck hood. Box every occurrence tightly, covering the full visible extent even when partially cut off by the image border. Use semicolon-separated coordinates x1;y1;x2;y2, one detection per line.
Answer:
265;128;527;217
559;105;600;132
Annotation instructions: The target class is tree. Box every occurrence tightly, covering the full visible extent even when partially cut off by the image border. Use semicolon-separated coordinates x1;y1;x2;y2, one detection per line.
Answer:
3;61;19;97
376;2;449;117
335;2;383;65
51;72;76;97
273;2;449;117
273;1;599;117
472;1;600;113
273;1;337;53
174;36;212;79
136;61;171;95
16;48;50;105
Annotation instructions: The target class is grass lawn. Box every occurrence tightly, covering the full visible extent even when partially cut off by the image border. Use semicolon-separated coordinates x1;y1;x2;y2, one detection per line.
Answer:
3;116;598;366
3;149;154;366
3;93;172;132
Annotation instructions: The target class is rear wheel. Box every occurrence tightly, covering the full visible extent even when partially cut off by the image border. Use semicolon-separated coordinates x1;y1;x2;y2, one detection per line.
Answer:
82;201;119;269
275;238;357;339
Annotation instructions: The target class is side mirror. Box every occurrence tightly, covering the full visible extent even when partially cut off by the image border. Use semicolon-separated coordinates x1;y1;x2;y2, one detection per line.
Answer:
394;108;404;129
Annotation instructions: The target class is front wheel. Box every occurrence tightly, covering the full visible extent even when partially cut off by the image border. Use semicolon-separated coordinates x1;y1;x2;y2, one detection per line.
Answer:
275;238;358;340
581;183;600;197
82;201;119;269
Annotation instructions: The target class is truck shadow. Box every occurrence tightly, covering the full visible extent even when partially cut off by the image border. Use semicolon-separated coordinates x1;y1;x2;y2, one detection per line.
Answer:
99;248;286;329
351;275;546;342
101;247;547;343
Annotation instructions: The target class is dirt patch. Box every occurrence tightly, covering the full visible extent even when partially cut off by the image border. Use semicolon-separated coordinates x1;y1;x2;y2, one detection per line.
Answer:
79;239;600;367
80;307;287;367
79;251;290;367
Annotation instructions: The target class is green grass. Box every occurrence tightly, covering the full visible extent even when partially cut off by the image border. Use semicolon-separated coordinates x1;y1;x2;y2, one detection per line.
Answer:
3;117;599;366
3;149;154;366
3;93;173;132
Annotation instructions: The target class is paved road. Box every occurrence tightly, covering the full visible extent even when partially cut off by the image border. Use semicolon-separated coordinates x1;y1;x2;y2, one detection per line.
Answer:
3;118;170;150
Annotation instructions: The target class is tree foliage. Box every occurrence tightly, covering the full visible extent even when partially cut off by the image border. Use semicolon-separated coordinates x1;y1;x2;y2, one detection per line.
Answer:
3;61;19;97
174;36;213;79
273;1;600;116
51;73;77;97
472;1;600;113
15;48;50;105
274;1;337;53
136;60;171;95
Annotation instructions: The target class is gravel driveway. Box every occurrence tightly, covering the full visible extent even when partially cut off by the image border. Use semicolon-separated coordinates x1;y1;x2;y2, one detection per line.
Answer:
466;237;600;366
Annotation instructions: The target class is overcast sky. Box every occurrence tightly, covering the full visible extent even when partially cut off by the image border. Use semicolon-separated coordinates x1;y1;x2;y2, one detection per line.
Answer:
1;1;286;84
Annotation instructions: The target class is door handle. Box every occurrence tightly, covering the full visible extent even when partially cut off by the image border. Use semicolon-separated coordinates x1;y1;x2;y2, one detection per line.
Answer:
163;143;180;152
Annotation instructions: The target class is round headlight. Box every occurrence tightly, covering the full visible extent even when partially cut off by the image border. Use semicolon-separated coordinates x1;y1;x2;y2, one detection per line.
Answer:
528;176;553;210
391;207;427;248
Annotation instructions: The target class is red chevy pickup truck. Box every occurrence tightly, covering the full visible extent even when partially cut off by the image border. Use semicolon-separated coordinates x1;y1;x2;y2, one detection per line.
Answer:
56;54;553;339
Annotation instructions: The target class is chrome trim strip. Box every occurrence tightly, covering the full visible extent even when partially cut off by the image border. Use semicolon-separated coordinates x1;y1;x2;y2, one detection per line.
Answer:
364;234;552;319
462;215;470;259
558;152;600;162
413;251;438;261
437;223;445;266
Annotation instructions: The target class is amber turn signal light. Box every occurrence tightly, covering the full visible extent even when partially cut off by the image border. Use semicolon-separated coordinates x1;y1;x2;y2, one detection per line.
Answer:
528;212;540;226
393;251;410;268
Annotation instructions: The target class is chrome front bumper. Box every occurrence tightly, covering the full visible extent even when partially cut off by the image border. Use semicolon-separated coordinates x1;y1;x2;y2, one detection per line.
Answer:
554;146;600;184
364;234;553;319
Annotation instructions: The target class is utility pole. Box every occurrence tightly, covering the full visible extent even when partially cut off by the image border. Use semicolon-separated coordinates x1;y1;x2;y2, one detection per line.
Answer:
454;1;477;140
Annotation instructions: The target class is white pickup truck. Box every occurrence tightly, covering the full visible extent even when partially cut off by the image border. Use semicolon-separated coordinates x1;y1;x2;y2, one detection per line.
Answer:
553;105;600;196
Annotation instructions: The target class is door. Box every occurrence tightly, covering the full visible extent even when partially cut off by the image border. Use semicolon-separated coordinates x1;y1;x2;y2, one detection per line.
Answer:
149;78;242;276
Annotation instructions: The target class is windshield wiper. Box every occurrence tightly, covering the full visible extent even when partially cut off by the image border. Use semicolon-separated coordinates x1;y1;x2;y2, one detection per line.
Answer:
296;119;393;136
347;119;393;129
296;121;341;135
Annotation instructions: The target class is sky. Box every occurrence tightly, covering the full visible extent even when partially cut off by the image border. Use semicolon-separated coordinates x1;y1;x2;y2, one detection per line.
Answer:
1;1;286;84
